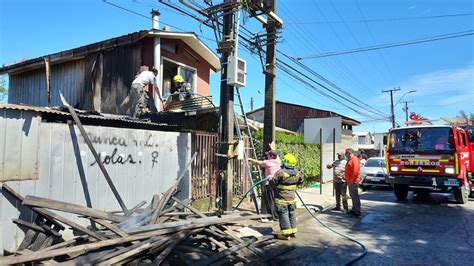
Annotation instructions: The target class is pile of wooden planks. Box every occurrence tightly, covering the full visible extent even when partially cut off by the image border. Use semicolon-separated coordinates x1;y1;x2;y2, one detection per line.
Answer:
1;182;277;265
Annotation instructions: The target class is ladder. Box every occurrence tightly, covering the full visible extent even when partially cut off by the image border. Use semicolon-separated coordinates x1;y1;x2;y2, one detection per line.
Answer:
234;87;263;214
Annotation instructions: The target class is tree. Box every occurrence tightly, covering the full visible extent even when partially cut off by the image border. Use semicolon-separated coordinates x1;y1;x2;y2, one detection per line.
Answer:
0;75;7;103
459;110;474;124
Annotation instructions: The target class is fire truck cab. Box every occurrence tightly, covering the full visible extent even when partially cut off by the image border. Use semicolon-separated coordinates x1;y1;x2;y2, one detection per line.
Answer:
385;125;474;204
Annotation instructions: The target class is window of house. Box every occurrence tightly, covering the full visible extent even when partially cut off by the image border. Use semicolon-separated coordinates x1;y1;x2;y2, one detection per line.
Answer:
358;136;367;145
161;58;197;96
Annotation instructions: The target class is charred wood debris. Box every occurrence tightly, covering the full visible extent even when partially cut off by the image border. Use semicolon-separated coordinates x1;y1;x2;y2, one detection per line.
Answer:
0;177;291;265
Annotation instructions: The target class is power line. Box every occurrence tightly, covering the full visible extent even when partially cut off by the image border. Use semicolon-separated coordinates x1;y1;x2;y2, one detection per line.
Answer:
354;0;396;84
286;12;474;25
294;30;474;60
102;0;216;42
107;0;389;121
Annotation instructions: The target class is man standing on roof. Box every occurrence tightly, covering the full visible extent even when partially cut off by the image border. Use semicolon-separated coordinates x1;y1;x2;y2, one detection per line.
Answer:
131;68;162;118
249;149;281;222
345;148;362;217
327;151;348;212
273;153;304;240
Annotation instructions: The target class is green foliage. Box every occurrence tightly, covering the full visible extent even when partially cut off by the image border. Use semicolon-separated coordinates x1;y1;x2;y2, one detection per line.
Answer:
252;129;320;186
0;75;8;103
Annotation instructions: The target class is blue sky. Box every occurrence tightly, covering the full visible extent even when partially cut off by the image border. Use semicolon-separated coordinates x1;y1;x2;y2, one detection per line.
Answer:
1;0;473;133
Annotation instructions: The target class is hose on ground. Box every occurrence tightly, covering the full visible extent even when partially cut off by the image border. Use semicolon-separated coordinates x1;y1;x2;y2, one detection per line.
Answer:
235;180;368;265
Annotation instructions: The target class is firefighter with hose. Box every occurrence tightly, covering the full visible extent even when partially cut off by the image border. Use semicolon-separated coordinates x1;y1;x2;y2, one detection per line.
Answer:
274;153;304;240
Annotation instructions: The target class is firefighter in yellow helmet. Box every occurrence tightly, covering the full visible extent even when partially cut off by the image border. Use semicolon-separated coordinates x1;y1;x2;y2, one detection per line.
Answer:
273;153;304;240
171;74;185;94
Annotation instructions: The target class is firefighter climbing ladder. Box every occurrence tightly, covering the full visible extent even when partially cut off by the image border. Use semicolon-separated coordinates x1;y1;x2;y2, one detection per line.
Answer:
234;87;263;214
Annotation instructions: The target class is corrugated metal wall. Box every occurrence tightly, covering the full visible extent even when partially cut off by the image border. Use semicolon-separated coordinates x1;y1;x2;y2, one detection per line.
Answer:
8;43;142;115
9;59;87;108
0;108;191;254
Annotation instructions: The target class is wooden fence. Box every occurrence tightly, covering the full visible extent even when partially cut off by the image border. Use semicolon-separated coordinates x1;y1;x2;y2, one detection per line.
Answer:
191;133;251;200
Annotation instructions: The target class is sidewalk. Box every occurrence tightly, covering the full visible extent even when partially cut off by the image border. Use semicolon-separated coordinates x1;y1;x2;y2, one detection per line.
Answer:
295;182;336;213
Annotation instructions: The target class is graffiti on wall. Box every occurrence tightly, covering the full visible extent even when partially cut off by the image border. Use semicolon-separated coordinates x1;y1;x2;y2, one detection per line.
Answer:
82;132;167;168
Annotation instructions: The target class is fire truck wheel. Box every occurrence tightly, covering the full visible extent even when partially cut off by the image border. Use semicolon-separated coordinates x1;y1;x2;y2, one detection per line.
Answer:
454;182;469;204
394;184;408;201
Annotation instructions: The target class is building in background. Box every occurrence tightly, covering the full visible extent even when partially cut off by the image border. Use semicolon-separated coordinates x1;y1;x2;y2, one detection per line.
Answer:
246;100;360;134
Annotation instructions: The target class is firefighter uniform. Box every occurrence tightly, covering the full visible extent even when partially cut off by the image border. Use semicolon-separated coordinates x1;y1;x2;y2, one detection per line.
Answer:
274;153;304;240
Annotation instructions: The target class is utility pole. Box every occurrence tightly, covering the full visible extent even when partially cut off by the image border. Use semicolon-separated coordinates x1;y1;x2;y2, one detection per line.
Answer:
402;100;413;122
382;88;400;128
217;3;235;212
263;0;277;152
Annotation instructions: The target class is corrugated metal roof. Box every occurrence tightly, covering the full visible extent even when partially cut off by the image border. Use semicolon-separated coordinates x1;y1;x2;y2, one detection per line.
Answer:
0;103;174;127
0;29;220;74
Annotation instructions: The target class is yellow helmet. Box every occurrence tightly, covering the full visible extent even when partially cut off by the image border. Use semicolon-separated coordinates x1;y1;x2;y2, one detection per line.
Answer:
282;153;297;168
173;74;184;83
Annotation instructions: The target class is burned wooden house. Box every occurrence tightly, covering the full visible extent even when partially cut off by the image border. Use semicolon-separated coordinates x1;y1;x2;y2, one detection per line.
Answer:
0;13;220;116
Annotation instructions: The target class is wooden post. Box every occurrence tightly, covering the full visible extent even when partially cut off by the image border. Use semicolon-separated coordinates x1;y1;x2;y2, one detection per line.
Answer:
44;58;51;106
263;0;277;152
320;127;323;195
333;127;336;196
217;5;235;212
59;92;130;216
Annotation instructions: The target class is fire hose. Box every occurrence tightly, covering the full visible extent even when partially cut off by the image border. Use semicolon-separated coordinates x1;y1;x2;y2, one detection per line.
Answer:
234;178;368;265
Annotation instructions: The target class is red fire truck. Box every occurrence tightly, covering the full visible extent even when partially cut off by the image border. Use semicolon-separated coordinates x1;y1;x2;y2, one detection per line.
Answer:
385;125;474;204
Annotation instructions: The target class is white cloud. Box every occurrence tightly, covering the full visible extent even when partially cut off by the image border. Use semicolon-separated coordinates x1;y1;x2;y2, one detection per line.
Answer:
400;65;474;97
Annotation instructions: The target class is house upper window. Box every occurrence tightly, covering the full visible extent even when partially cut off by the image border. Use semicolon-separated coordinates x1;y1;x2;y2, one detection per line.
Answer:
161;58;197;96
358;136;367;145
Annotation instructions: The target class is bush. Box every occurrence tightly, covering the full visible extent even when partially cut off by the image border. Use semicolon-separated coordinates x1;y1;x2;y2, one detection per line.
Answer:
252;129;320;186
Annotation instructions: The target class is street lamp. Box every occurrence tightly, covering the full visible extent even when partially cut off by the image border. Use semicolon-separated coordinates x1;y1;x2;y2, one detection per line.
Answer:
395;90;417;107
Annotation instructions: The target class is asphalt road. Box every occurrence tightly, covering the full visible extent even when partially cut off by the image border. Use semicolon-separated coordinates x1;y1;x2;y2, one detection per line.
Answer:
269;189;474;265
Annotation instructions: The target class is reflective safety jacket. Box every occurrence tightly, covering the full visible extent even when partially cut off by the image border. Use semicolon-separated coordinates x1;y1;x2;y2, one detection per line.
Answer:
274;167;304;205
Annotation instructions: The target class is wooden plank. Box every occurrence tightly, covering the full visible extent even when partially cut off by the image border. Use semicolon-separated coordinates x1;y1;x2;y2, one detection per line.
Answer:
59;92;130;216
23;195;126;223
150;152;197;224
17;229;38;251
101;237;168;265
0;214;264;264
2;184;64;230
30;232;47;251
195;239;255;266
12;219;61;237
39;236;87;252
93;219;128;237
2;184;104;241
126;213;265;234
108;200;146;214
93;237;162;265
152;229;199;264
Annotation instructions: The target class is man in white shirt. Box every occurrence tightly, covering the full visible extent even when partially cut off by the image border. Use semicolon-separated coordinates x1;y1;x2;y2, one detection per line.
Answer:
131;68;162;118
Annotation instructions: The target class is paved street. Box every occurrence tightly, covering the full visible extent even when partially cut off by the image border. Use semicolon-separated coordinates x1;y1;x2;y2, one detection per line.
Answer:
266;188;474;265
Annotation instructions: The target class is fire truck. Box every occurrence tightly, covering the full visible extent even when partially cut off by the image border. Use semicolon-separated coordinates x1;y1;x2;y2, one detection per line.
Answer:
384;124;474;204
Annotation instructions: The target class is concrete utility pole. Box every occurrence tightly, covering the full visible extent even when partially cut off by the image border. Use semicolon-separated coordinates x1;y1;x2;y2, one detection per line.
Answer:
382;88;400;128
402;100;413;122
217;4;235;212
263;0;277;152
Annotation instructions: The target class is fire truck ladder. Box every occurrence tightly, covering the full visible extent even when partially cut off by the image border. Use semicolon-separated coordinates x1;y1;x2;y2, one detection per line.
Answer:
234;87;262;214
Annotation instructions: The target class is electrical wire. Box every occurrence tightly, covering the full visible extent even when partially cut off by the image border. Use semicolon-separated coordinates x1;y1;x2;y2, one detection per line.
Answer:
294;30;474;60
279;3;376;102
326;0;394;85
286;12;474;24
106;0;391;121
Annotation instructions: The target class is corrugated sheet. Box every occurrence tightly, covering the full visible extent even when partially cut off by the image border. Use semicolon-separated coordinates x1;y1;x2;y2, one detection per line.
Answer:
50;59;86;107
0;108;191;254
9;59;86;108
